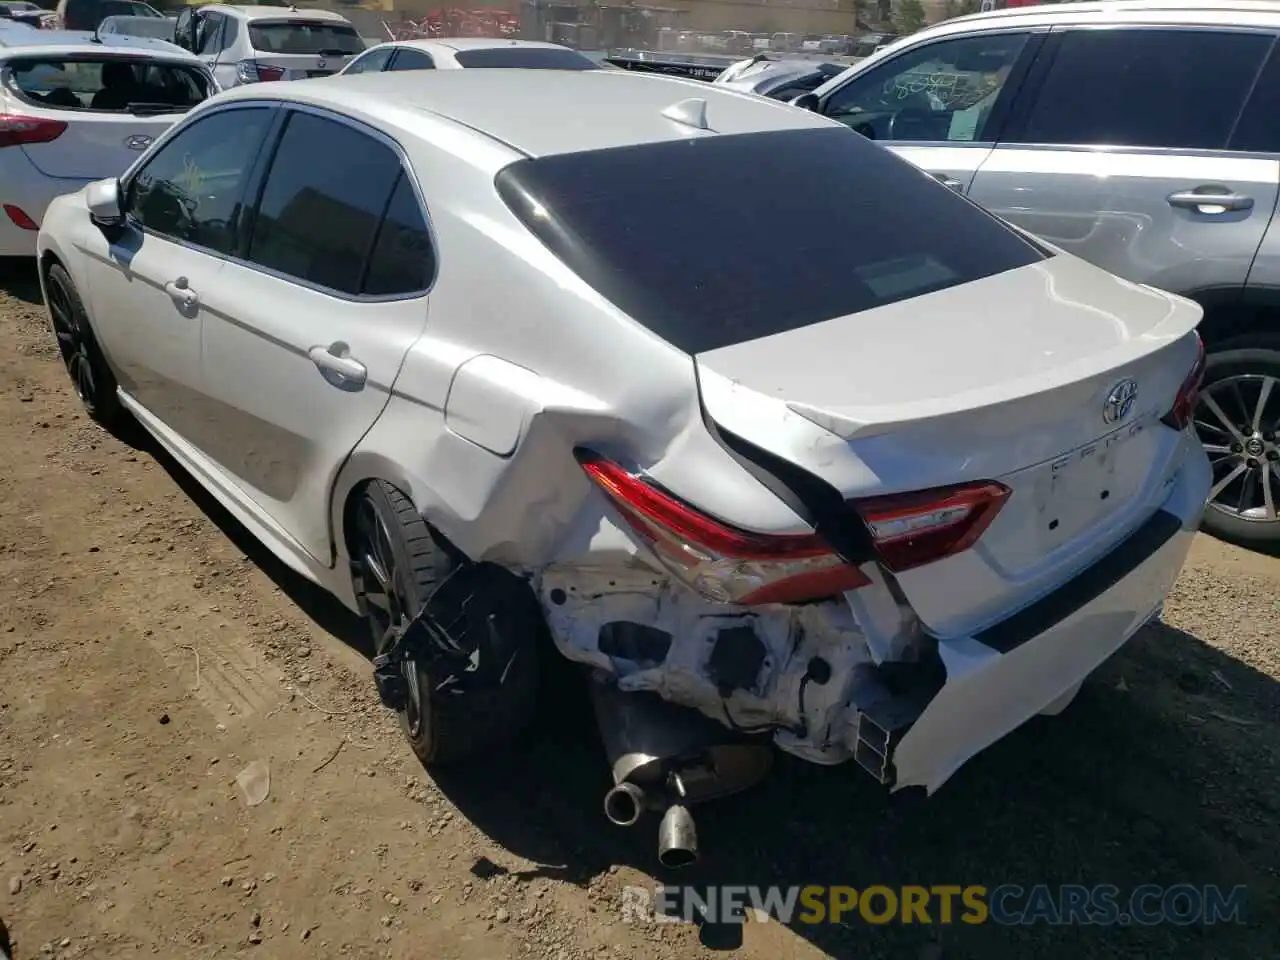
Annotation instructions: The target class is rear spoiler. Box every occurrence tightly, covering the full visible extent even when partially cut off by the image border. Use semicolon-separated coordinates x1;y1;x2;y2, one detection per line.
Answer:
602;48;742;82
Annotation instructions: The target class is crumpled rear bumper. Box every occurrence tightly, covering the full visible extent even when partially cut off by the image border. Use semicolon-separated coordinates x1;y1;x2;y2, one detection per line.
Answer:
887;449;1208;794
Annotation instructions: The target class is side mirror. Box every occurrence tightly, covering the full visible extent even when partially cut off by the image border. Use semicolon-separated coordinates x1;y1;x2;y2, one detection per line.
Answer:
790;92;820;111
86;178;124;238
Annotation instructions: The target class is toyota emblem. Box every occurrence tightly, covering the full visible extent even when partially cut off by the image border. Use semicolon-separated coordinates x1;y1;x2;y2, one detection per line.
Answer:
1103;378;1139;424
124;133;153;151
317;57;327;69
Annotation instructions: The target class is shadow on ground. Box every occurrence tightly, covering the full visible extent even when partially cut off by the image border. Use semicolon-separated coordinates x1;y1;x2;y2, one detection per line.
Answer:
126;416;1280;960
0;259;44;306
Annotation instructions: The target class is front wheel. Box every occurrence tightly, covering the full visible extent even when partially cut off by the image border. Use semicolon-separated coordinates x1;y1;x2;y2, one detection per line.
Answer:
1194;337;1280;548
45;262;124;429
350;480;541;765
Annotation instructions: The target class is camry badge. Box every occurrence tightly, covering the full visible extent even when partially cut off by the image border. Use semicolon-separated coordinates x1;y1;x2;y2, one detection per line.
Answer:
125;133;153;151
1103;378;1139;424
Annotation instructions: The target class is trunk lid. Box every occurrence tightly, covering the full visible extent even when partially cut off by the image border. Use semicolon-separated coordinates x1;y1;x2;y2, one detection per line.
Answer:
694;255;1204;638
22;110;178;179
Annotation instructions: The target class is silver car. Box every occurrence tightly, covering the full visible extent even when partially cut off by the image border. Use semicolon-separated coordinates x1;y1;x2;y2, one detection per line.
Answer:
35;69;1207;867
794;0;1280;549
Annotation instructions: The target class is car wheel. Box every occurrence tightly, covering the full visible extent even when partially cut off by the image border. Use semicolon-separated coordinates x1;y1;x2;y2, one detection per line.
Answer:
45;262;123;428
350;480;540;764
1194;336;1280;548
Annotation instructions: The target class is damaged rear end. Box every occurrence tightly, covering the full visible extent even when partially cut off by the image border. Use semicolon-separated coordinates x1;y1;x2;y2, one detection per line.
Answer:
495;123;1211;860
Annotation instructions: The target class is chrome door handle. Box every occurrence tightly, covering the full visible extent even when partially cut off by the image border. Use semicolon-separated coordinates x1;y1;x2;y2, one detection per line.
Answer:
163;277;198;308
1167;190;1253;213
930;172;964;192
308;342;367;388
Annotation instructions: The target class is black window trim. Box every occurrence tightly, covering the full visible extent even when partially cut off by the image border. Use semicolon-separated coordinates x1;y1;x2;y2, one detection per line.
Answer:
998;22;1280;156
816;25;1050;148
234;102;438;302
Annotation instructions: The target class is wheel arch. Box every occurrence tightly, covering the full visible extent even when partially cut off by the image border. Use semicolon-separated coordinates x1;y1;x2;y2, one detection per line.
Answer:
330;452;470;572
1194;286;1280;351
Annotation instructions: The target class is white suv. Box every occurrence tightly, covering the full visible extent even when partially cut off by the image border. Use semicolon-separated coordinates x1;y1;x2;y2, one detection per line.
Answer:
796;0;1280;548
171;4;364;89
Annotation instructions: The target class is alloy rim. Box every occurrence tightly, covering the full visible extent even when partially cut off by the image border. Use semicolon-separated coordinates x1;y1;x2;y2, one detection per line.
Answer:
47;277;96;409
355;499;425;737
1194;374;1280;523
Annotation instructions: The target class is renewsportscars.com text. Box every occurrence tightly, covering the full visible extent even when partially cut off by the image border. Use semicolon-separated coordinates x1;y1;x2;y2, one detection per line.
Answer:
620;884;1247;927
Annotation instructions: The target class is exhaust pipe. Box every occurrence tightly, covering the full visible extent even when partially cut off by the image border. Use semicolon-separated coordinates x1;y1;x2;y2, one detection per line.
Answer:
603;781;647;827
657;803;698;869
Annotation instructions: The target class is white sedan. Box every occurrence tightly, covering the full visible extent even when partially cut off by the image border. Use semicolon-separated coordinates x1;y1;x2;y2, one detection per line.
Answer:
0;29;215;256
339;36;601;73
35;69;1209;870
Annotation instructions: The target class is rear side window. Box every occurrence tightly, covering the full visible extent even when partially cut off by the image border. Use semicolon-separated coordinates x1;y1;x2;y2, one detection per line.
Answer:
4;56;211;112
496;126;1045;355
387;48;435;70
361;173;434;296
248;19;363;55
452;47;599;69
1229;43;1280;153
246;111;428;297
1015;28;1272;150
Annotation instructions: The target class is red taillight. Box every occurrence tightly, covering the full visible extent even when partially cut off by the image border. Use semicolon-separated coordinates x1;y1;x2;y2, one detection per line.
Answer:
3;204;37;230
258;64;285;81
577;451;870;605
852;480;1011;573
1162;332;1206;431
0;113;67;149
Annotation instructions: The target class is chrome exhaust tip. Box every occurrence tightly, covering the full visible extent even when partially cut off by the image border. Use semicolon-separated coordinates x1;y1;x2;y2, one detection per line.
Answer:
603;781;647;827
657;803;698;869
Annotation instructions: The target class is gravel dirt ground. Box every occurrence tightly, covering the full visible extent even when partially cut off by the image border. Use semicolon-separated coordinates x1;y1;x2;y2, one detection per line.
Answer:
0;260;1277;960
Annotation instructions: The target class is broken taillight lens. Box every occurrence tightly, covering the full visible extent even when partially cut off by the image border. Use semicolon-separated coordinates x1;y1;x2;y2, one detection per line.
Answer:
576;450;870;605
1161;332;1206;431
852;480;1011;574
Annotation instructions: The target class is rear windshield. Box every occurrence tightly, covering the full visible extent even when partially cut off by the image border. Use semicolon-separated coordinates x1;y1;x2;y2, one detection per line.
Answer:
248;20;364;55
452;47;599;70
495;126;1047;354
4;57;211;113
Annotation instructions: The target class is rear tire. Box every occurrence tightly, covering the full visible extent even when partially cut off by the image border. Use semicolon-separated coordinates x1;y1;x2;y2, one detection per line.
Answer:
45;262;125;429
350;480;540;765
1195;336;1280;549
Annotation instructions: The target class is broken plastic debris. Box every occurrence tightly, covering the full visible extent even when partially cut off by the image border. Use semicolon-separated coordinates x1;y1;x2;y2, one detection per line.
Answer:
235;761;270;807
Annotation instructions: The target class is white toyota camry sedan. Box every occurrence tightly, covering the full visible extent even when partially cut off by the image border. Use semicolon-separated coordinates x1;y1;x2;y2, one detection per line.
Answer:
34;68;1210;868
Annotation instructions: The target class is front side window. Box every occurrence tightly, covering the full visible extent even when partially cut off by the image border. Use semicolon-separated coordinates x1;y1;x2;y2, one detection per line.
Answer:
344;45;394;74
245;111;405;295
127;107;272;253
497;127;1046;355
451;47;598;69
1015;28;1272;151
387;48;435;70
823;32;1028;142
247;20;364;56
4;56;212;112
196;13;222;55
